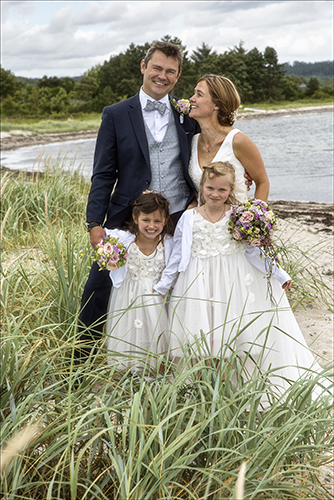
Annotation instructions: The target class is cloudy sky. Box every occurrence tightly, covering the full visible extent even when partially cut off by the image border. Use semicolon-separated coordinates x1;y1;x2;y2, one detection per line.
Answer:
1;0;333;78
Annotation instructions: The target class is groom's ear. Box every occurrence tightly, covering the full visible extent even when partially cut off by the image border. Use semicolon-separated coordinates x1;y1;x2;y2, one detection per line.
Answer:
140;59;146;75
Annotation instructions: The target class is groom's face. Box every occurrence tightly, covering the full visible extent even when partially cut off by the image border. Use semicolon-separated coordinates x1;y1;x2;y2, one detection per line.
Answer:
141;50;180;101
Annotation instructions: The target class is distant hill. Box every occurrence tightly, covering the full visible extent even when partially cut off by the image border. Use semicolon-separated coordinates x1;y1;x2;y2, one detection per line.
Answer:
284;61;333;82
16;76;82;84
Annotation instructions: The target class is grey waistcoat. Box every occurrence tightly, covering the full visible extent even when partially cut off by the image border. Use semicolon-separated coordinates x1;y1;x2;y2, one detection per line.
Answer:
144;113;190;214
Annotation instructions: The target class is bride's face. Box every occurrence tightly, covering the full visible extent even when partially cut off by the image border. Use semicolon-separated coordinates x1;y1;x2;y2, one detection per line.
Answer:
189;81;217;120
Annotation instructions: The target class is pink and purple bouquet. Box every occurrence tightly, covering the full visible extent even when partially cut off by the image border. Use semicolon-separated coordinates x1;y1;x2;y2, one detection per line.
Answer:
228;199;281;305
92;236;129;271
228;199;280;304
228;198;278;256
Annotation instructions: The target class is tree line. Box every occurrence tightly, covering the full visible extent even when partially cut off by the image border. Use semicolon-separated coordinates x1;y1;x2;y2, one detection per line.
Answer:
1;36;333;119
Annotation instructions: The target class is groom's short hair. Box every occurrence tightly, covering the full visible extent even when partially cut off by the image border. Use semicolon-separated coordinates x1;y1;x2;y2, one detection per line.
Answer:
144;41;183;74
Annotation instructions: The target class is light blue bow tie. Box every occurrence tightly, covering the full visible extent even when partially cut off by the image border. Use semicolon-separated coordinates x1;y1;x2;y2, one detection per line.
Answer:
144;100;166;115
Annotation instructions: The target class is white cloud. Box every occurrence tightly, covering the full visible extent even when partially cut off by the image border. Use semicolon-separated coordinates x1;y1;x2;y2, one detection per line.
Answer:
1;1;333;78
48;5;73;34
73;1;128;25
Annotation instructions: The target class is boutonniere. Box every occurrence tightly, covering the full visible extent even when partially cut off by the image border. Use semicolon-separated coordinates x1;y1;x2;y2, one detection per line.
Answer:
171;98;191;124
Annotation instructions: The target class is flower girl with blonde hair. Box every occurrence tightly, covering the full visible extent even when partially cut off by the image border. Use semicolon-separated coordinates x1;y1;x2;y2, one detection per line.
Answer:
154;162;328;393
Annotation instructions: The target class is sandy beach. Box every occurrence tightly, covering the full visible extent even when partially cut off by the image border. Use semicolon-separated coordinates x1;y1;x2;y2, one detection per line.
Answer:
270;203;333;369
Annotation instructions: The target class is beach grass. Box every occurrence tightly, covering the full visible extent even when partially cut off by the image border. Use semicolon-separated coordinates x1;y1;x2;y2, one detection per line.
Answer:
1;161;333;499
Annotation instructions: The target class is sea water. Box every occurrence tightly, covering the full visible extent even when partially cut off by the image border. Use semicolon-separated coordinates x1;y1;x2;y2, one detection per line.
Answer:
1;110;333;203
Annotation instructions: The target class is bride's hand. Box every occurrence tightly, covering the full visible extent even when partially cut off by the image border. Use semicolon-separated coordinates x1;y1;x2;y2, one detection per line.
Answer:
244;170;253;190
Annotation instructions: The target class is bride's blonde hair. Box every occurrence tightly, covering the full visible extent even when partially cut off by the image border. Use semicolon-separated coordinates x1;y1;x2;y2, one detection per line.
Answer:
200;161;239;205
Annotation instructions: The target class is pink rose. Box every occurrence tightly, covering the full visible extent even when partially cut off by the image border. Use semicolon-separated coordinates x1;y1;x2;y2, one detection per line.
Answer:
104;243;113;254
106;261;118;271
109;253;120;262
239;211;254;223
233;228;242;240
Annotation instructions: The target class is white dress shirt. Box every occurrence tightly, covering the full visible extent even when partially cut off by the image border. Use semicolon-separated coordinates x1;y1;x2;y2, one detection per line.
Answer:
139;88;171;143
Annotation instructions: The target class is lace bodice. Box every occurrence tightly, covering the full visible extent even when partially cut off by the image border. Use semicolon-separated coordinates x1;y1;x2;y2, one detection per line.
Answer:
191;211;244;258
126;242;165;282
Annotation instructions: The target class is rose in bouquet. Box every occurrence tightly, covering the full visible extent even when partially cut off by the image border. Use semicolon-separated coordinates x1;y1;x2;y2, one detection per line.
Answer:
228;199;280;303
92;236;129;271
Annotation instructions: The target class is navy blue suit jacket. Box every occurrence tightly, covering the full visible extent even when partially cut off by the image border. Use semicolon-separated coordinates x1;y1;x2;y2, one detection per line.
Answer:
86;93;200;229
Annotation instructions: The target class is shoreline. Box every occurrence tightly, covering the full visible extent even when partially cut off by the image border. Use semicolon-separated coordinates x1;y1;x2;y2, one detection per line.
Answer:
1;104;333;151
1;165;333;233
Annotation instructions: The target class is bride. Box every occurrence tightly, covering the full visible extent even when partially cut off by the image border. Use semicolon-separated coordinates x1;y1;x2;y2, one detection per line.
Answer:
188;74;269;204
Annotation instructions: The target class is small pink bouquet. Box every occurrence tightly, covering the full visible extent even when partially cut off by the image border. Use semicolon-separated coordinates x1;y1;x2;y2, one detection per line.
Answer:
92;236;128;271
228;199;280;303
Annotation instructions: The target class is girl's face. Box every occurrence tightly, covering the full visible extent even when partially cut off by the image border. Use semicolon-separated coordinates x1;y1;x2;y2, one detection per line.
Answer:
189;80;217;120
134;210;166;240
201;174;232;207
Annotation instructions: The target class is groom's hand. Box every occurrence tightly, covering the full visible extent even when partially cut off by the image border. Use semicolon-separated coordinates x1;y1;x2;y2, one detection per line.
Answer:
89;226;106;247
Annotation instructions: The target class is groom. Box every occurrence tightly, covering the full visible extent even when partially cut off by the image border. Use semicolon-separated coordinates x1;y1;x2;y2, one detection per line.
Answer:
76;40;200;363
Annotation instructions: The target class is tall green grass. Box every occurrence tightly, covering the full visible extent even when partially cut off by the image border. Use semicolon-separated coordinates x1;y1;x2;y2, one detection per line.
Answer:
1;162;333;499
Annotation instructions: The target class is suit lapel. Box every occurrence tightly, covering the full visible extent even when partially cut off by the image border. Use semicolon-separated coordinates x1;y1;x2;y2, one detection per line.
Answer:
170;98;189;169
128;94;150;166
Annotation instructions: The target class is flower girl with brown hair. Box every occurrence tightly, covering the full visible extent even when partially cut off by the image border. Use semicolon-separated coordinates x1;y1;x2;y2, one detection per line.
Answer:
105;191;174;371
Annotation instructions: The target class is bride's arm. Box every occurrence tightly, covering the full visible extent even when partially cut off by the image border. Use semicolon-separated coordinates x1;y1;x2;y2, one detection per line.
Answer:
233;132;270;202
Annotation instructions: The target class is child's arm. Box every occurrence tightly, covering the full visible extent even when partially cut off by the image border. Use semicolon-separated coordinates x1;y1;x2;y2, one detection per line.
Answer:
245;246;292;289
154;220;184;295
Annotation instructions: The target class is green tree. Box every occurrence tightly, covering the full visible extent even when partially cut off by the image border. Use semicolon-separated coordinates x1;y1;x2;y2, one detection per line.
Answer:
0;65;17;99
61;77;76;94
244;48;266;102
305;77;320;97
199;42;251;101
39;75;63;89
263;47;285;100
1;95;20;116
50;88;69;114
191;42;216;66
74;75;99;101
281;74;303;101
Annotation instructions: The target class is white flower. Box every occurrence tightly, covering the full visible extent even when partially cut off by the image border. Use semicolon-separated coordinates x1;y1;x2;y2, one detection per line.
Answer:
244;273;254;286
134;319;143;329
247;292;255;304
